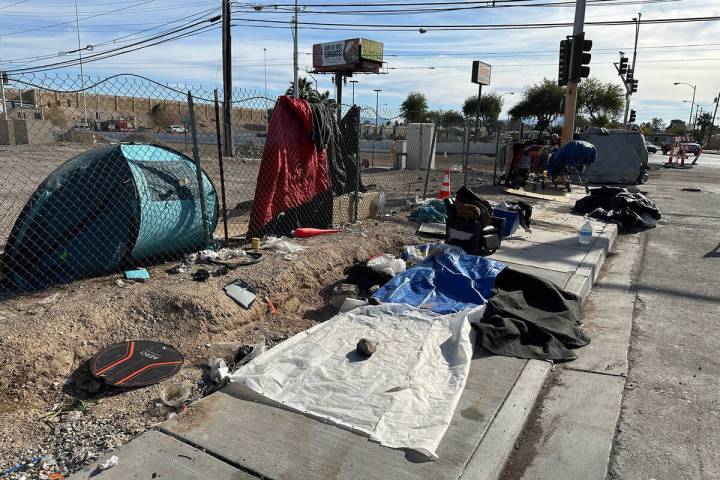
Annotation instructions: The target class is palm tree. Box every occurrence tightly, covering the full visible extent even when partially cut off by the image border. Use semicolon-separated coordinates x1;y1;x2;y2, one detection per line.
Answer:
286;77;336;106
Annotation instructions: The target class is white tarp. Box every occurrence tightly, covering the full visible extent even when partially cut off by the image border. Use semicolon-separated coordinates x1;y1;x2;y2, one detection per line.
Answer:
229;303;484;459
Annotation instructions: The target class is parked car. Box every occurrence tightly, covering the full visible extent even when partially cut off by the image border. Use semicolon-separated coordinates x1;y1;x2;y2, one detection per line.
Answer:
166;125;187;134
645;141;658;153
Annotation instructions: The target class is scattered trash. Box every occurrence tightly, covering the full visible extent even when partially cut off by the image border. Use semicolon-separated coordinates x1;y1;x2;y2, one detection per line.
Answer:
283;254;298;261
192;269;211;282
264;295;278;315
416;222;446;238
236;342;266;367
224;279;257;309
124;268;150;281
198;248;246;262
97;455;119;471
251;237;261;250
264;236;307;254
331;283;360;309
293;227;338;238
1;456;42;476
160;383;192;408
39;292;61;305
402;242;464;265
209;251;263;269
208;358;229;384
573;186;661;232
357;338;377;357
682;186;703;192
208;342;244;364
90;341;184;387
409;198;446;223
114;279;125;287
167;263;189;275
367;254;407;277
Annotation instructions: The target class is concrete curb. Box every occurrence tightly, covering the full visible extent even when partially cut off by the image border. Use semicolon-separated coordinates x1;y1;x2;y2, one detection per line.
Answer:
461;360;552;480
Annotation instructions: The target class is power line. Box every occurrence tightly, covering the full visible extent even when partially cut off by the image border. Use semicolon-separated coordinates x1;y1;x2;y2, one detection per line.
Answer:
0;0;158;37
228;14;720;32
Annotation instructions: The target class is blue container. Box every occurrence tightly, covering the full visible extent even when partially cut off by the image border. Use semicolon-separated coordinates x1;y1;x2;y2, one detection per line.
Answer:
492;208;520;238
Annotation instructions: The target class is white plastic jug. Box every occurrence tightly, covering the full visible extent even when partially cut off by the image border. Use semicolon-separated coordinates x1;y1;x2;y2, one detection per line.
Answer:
578;220;593;245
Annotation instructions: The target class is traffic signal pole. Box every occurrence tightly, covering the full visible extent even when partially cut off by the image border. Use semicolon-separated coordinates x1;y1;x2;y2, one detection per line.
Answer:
623;14;641;128
221;0;234;157
561;0;587;145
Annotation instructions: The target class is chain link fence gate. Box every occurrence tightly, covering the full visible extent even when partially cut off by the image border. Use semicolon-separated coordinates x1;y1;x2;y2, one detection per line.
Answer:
0;73;494;296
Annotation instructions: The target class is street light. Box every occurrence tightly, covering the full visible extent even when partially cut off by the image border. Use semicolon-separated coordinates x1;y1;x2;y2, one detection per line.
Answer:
350;80;359;105
674;82;697;129
373;89;382;167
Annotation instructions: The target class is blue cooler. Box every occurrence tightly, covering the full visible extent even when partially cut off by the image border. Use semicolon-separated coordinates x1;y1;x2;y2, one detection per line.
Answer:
492;208;520;238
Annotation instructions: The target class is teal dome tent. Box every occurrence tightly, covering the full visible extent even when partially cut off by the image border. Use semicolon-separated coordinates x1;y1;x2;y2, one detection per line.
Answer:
4;143;218;290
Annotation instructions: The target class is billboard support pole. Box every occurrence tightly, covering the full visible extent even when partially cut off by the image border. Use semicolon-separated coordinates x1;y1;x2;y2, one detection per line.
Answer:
474;83;482;142
335;72;343;123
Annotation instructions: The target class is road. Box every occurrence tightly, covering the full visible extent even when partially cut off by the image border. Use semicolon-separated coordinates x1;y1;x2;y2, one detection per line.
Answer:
608;153;720;479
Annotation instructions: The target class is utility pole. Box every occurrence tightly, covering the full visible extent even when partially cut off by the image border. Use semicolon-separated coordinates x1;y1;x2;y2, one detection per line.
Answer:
623;13;641;127
706;92;719;146
292;0;299;98
373;89;381;167
74;0;88;125
474;83;482;142
350;80;359;105
561;0;587;144
221;0;233;156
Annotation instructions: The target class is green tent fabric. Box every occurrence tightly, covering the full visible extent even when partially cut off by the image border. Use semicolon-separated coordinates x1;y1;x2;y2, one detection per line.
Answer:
4;143;218;290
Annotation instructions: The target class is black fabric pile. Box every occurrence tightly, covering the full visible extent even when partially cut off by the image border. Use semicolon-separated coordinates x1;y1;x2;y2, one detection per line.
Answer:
498;201;533;231
308;103;364;196
573;186;661;232
476;268;590;362
343;260;393;295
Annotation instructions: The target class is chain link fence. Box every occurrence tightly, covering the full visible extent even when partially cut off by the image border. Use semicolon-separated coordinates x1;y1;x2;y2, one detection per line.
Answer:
0;73;496;295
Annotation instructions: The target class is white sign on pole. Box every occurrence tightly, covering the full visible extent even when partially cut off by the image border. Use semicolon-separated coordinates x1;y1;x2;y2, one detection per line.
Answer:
471;61;492;85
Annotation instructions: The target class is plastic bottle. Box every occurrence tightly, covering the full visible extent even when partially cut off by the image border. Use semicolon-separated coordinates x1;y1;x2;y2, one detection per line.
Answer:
578;220;593;245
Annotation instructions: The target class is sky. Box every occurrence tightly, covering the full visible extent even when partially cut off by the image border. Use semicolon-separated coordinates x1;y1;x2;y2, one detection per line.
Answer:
1;0;719;125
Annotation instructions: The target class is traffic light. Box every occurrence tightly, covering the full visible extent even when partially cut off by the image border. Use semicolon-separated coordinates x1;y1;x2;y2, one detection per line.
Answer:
570;32;592;81
631;79;638;93
558;38;571;86
629;110;636;123
619;56;628;76
625;68;634;84
0;71;8;85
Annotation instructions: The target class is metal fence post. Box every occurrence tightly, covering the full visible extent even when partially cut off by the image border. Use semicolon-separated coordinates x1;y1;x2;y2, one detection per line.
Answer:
421;125;438;199
462;123;470;187
493;128;501;185
214;89;229;244
187;91;211;246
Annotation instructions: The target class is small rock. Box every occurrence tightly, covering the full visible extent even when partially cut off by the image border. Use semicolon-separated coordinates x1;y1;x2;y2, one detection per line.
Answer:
357;338;377;356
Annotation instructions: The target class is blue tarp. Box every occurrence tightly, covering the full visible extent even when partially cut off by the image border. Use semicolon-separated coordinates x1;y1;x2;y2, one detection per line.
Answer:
372;253;506;314
548;140;597;176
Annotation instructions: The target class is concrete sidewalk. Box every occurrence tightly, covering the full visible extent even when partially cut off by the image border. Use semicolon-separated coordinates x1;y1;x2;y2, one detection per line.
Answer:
71;204;618;480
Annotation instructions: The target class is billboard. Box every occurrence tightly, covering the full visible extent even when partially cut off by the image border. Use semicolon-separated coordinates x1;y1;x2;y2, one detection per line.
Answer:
471;61;491;85
312;38;384;73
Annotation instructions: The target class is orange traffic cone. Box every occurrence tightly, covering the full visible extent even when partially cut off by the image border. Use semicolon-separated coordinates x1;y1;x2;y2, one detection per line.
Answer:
439;169;451;199
667;144;674;165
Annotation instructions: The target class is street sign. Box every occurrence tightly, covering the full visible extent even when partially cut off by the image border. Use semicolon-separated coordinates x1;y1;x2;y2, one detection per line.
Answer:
471;61;491;85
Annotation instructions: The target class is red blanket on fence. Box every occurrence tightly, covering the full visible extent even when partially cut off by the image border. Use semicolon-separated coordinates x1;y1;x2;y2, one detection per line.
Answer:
248;96;330;236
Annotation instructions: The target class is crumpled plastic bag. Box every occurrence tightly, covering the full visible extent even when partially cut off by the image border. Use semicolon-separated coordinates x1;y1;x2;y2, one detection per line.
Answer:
402;241;465;265
264;236;307;254
367;254;406;277
198;248;247;262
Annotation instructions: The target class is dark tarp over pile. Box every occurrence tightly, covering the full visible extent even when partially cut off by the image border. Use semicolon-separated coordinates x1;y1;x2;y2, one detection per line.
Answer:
573;186;661;232
249;97;362;237
476;268;589;362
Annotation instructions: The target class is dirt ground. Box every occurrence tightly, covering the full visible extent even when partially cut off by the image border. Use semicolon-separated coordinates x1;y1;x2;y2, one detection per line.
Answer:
0;139;509;477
